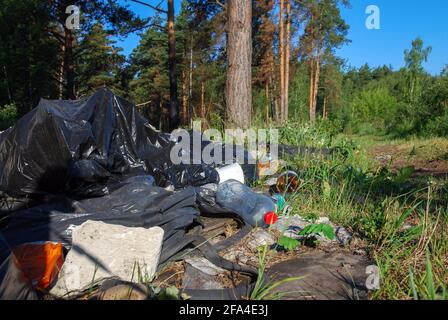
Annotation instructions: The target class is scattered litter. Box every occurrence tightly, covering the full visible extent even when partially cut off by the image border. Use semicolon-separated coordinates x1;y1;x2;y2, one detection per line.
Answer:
257;153;280;177
0;250;39;300
273;215;353;248
216;163;245;184
184;257;226;276
275;171;300;194
272;194;286;212
245;228;276;251
264;212;278;225
216;180;276;227
335;227;353;246
11;242;64;290
182;265;225;291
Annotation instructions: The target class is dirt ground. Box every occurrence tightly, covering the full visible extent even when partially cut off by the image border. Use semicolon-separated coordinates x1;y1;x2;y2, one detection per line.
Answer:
369;142;448;177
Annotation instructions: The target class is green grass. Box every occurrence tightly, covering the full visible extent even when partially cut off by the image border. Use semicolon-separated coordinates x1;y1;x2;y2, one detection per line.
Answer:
273;123;448;300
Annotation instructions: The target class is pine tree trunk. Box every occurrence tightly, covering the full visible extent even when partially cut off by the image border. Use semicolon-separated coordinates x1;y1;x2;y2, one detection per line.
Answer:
200;81;205;118
2;65;11;103
272;74;280;122
312;47;321;120
308;42;315;121
188;36;194;123
323;95;328;119
265;82;270;123
168;0;180;130
279;0;285;123
59;43;65;99
64;27;76;100
284;0;291;122
226;0;252;129
182;68;188;124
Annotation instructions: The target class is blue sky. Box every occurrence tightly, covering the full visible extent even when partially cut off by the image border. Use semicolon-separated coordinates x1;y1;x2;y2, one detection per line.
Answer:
336;0;448;74
116;0;448;75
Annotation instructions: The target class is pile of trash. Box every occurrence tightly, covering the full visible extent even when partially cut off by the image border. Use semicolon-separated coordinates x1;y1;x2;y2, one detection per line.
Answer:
0;89;366;301
0;89;284;300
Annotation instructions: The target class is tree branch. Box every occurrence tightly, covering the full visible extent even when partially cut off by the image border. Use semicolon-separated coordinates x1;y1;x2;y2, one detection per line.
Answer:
214;0;226;9
45;28;65;45
129;0;168;14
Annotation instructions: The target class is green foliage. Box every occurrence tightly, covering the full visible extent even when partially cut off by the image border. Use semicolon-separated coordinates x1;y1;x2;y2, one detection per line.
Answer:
0;103;17;130
288;63;310;121
77;24;126;97
128;17;170;126
422;77;448;136
333;38;448;139
351;87;397;134
284;128;448;300
0;0;60;115
409;252;448;300
277;223;336;252
404;38;432;105
277;236;300;252
299;223;336;240
333;138;359;159
302;212;319;222
278;119;343;147
151;286;182;300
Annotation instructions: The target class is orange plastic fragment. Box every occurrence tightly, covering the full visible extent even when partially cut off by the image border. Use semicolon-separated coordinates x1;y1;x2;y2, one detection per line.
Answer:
12;242;64;290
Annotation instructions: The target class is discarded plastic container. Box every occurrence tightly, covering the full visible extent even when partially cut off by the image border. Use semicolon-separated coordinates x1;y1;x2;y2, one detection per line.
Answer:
272;194;286;212
257;153;279;177
264;212;278;225
216;163;245;184
216;180;276;227
276;171;300;194
12;242;64;290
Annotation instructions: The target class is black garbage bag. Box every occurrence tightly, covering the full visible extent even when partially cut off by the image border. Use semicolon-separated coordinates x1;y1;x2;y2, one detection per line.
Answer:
0;175;201;265
0;88;218;197
0;250;38;300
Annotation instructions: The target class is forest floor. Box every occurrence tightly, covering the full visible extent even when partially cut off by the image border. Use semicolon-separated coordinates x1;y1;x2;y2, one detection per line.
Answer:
367;137;448;177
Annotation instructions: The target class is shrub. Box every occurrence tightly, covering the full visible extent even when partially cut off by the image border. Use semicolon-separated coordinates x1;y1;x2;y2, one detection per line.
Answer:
0;103;17;130
425;112;448;137
350;87;398;133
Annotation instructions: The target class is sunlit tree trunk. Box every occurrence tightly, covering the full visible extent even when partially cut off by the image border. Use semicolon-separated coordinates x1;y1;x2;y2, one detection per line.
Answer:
226;0;252;128
308;23;316;122
284;0;291;122
279;0;285;123
312;44;321;120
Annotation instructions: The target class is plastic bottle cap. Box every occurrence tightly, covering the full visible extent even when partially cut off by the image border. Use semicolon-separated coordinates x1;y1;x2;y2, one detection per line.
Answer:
264;212;278;225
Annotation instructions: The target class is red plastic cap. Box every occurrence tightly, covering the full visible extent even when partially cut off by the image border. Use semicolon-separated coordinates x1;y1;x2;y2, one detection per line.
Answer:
264;212;278;225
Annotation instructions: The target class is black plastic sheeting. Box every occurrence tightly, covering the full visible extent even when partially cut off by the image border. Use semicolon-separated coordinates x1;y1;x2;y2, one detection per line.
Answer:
0;88;222;197
0;88;258;300
0;249;38;300
0;176;202;265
